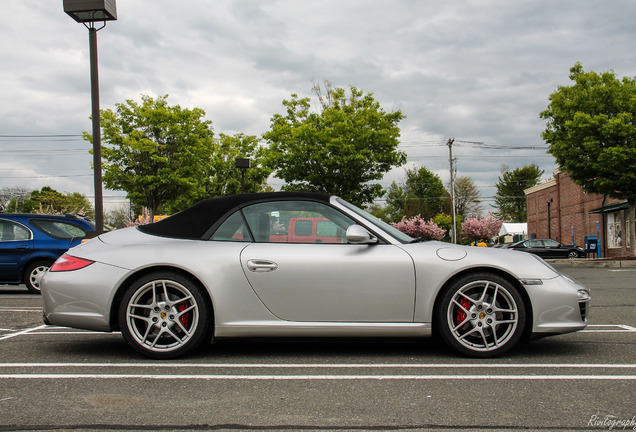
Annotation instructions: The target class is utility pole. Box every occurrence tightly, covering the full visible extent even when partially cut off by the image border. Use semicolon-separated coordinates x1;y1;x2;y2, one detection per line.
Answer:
447;138;456;243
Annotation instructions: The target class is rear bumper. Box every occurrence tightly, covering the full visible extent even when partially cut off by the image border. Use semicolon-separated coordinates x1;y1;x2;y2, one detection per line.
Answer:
41;262;129;332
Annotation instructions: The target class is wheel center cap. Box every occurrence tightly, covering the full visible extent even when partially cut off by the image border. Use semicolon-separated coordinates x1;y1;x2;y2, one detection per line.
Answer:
160;311;167;320
479;311;486;320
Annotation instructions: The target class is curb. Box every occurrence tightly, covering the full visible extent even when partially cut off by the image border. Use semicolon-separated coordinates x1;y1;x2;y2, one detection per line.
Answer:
548;259;636;268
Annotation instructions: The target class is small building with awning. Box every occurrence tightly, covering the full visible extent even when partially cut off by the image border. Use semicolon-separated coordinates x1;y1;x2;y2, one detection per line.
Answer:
497;223;527;244
525;171;631;258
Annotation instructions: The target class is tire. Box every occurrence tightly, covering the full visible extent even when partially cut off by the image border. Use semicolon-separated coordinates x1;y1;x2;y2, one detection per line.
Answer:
567;251;579;259
24;260;52;294
118;272;211;359
434;272;526;358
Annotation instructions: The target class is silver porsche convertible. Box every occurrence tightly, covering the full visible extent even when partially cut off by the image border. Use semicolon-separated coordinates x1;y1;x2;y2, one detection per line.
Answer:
41;192;590;359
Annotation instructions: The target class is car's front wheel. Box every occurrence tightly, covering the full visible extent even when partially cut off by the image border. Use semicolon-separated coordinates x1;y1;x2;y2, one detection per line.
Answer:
435;272;526;358
118;272;211;359
24;260;52;294
568;251;580;259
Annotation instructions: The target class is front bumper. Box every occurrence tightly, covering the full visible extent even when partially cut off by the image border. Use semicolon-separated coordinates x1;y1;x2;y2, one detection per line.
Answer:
524;274;590;336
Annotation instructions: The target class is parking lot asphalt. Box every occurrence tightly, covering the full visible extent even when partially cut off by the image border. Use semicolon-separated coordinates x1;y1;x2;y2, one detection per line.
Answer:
0;264;634;432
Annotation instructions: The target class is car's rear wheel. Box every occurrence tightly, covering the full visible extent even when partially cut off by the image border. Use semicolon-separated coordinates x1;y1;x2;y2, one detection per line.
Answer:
435;272;526;358
118;272;211;359
24;260;52;294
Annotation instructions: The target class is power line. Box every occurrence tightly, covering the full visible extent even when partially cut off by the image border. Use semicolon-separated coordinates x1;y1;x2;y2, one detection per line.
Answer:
0;149;88;154
0;135;83;138
456;140;549;150
0;175;92;179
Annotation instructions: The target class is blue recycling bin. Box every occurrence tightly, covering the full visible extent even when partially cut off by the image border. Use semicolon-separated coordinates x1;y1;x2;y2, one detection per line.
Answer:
584;235;599;258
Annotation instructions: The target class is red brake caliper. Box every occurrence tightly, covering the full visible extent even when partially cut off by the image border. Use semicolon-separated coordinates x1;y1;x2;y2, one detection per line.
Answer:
456;298;472;325
178;303;190;328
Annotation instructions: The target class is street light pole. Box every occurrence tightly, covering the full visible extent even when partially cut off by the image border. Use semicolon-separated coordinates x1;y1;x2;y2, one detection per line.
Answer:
88;25;104;233
447;138;456;244
547;200;552;240
63;0;117;234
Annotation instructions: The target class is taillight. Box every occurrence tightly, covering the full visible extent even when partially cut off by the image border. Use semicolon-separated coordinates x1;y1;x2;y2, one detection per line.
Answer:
50;254;95;272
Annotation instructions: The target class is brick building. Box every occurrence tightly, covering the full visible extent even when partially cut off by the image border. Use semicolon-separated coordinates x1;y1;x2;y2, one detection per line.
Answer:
525;171;632;258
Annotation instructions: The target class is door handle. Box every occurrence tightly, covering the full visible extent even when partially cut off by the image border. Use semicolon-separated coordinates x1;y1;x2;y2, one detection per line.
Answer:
246;259;278;272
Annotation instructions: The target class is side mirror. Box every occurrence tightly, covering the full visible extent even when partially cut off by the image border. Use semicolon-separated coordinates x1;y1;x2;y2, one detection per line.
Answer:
346;225;378;244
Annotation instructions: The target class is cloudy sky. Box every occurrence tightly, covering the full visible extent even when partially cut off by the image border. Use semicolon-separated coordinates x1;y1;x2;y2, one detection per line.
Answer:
1;0;634;213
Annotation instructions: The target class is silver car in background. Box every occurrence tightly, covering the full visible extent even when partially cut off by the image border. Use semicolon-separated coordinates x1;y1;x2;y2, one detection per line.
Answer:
42;192;590;359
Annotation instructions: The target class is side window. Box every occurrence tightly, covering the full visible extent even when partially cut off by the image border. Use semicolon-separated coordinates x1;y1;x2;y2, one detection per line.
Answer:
30;219;88;240
544;239;559;247
293;220;313;237
210;211;252;242
0;220;31;242
241;200;355;244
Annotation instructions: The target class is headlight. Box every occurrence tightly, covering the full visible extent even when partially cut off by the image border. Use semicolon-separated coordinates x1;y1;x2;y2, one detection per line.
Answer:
577;289;591;301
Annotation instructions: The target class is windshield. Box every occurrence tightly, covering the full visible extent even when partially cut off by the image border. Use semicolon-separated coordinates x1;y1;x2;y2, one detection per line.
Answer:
336;198;414;244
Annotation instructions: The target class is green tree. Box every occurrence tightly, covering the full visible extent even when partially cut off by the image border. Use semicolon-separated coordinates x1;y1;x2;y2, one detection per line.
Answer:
493;164;543;222
203;133;273;198
452;176;482;219
541;63;636;254
87;95;216;219
433;213;462;243
263;83;406;205
13;186;93;216
385;166;449;221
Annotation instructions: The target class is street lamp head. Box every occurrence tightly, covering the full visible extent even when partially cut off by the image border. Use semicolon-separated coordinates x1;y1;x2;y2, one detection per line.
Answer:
235;158;251;169
63;0;117;23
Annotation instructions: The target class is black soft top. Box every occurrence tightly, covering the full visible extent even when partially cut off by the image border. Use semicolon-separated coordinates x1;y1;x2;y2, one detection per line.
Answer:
137;192;331;240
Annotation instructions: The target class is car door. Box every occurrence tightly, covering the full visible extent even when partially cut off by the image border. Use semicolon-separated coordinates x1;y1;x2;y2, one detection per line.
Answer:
542;239;564;258
241;242;415;322
523;239;547;257
214;200;416;323
28;218;89;255
0;219;33;282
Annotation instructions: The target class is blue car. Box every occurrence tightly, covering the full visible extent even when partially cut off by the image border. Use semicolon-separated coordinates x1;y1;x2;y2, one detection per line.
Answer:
0;214;95;293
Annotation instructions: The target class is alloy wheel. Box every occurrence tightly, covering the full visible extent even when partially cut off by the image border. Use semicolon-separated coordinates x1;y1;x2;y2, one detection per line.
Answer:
445;279;521;353
124;278;201;354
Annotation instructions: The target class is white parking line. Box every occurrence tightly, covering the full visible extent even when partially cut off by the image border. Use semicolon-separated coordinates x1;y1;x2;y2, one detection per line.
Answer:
0;373;634;381
1;363;635;369
0;325;47;341
0;307;42;312
581;324;636;332
0;363;634;381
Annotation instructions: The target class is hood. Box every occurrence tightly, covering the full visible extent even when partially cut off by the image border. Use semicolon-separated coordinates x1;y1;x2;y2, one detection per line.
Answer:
401;241;561;280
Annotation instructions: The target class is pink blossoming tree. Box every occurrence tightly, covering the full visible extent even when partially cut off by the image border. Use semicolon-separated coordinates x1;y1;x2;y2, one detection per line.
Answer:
392;215;446;241
461;213;504;242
